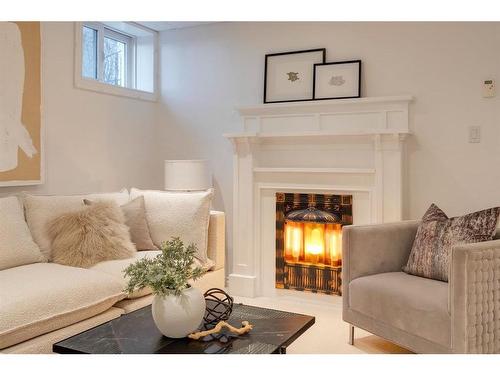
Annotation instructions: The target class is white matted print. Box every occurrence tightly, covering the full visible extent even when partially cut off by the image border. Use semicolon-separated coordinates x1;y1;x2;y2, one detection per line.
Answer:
313;60;361;100
264;49;325;103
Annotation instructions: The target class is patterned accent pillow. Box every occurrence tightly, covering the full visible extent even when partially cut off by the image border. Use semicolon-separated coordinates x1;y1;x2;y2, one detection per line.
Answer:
403;204;500;282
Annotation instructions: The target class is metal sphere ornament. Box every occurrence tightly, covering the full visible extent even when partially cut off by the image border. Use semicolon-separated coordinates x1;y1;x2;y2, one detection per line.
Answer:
203;288;234;328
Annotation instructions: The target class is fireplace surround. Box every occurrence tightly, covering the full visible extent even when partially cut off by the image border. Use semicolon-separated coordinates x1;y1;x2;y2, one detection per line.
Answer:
225;95;412;297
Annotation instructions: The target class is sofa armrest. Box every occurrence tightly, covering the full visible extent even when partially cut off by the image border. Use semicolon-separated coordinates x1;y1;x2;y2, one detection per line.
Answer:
450;240;500;353
342;220;419;284
207;210;225;271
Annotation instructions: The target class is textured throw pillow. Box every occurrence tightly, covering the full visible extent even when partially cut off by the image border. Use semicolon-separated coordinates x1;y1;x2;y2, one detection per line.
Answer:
84;196;158;251
22;189;129;260
0;196;45;270
403;204;500;282
130;188;213;265
48;201;136;268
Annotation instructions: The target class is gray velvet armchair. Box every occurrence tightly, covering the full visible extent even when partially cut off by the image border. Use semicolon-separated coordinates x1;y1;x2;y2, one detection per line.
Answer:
342;220;500;354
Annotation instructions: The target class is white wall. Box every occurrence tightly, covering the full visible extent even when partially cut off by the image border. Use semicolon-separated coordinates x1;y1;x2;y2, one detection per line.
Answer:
3;22;500;276
158;22;500;273
0;22;163;197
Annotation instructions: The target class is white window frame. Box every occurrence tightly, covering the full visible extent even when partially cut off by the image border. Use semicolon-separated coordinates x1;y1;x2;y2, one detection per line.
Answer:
75;22;158;101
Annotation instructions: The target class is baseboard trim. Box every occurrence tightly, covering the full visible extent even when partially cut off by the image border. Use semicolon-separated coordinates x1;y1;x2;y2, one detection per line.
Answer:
228;273;257;297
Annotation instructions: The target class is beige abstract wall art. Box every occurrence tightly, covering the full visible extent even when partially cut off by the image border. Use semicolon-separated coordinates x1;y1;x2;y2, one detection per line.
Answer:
0;22;42;186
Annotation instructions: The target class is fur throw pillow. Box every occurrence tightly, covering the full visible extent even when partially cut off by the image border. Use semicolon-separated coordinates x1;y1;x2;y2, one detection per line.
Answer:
48;201;136;268
83;196;157;251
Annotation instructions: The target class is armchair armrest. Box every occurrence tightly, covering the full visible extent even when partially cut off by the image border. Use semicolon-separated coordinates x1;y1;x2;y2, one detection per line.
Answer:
342;220;419;285
450;240;500;353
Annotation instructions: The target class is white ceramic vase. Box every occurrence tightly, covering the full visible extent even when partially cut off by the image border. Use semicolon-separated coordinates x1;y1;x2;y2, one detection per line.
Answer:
151;286;206;338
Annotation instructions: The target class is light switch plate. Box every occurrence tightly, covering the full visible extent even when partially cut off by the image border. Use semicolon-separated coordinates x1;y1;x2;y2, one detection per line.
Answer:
469;126;481;143
483;79;496;97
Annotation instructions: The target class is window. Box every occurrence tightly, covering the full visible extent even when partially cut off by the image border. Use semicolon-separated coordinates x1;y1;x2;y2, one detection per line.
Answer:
82;26;98;79
75;22;157;101
80;23;134;89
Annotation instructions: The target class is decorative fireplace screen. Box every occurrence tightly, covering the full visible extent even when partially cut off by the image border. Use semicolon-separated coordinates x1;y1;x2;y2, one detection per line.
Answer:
275;193;353;295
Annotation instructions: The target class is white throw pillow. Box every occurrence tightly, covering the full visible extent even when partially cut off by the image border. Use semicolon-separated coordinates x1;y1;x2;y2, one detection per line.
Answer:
0;196;45;271
22;189;130;260
130;188;213;264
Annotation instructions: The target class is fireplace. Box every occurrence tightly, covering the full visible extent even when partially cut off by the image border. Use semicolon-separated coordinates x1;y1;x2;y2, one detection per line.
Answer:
225;96;411;298
275;193;353;295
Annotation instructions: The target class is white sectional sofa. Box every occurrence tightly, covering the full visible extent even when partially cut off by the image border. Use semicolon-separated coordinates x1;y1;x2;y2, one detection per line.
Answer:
0;192;225;354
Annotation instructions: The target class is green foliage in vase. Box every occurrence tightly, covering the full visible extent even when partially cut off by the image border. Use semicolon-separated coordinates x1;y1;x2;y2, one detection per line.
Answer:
124;237;206;297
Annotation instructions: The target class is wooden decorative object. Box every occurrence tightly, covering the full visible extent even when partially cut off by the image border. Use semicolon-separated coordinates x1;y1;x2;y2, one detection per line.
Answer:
188;321;253;340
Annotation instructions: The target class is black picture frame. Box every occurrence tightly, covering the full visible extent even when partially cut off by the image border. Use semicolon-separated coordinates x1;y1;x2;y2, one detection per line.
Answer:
312;60;362;100
264;48;326;104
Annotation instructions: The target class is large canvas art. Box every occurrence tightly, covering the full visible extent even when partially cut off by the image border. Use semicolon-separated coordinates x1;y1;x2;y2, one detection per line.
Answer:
0;22;42;186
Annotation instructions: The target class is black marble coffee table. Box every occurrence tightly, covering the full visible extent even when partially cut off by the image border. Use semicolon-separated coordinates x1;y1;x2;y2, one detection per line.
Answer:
53;303;315;354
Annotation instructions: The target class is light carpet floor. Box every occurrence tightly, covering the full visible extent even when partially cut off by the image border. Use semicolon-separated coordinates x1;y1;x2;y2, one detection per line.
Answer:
234;293;413;354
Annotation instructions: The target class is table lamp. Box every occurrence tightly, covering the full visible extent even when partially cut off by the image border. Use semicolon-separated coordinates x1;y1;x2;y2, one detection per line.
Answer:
164;160;211;191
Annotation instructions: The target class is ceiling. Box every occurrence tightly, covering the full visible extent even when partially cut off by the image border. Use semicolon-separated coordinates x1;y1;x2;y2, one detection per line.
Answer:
137;22;215;31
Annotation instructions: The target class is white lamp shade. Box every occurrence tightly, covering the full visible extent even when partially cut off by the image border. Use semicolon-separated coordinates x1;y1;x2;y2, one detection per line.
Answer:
164;160;211;191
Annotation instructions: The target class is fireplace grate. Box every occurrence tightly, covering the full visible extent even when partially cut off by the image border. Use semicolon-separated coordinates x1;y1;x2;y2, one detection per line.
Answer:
283;262;342;295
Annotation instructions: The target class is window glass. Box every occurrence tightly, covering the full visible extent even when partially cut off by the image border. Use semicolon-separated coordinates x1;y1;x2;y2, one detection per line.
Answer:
103;37;126;87
82;26;98;79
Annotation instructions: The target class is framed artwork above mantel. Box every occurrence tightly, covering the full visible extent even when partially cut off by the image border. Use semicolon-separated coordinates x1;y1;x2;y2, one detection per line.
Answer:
263;47;363;105
263;48;326;104
313;60;361;100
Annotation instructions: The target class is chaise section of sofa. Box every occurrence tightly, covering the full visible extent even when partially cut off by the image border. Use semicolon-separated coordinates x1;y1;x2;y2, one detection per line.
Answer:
0;263;126;350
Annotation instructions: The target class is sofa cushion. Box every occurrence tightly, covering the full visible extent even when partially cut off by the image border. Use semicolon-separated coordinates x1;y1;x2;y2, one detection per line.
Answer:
0;196;44;271
113;268;225;314
90;250;213;299
22;190;130;260
349;272;450;348
130;188;213;265
90;250;161;299
403;204;500;281
0;307;123;354
0;263;126;349
48;201;136;268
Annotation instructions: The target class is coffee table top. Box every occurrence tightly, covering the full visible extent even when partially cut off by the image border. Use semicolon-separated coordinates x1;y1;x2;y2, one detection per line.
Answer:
53;303;315;354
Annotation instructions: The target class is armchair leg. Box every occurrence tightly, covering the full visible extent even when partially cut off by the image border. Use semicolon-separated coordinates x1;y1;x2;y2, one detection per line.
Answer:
348;324;354;345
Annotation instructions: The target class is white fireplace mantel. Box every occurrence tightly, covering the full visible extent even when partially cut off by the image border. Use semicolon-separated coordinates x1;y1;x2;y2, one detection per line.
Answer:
224;95;413;298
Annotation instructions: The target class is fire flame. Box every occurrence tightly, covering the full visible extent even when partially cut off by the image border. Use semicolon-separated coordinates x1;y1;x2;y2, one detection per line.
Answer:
284;221;342;266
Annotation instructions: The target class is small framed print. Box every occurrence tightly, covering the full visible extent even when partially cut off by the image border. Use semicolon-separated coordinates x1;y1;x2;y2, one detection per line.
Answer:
264;48;326;103
313;60;361;100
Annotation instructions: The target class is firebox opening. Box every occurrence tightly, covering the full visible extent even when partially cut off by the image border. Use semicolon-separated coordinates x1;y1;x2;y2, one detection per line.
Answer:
276;193;353;295
285;207;343;267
